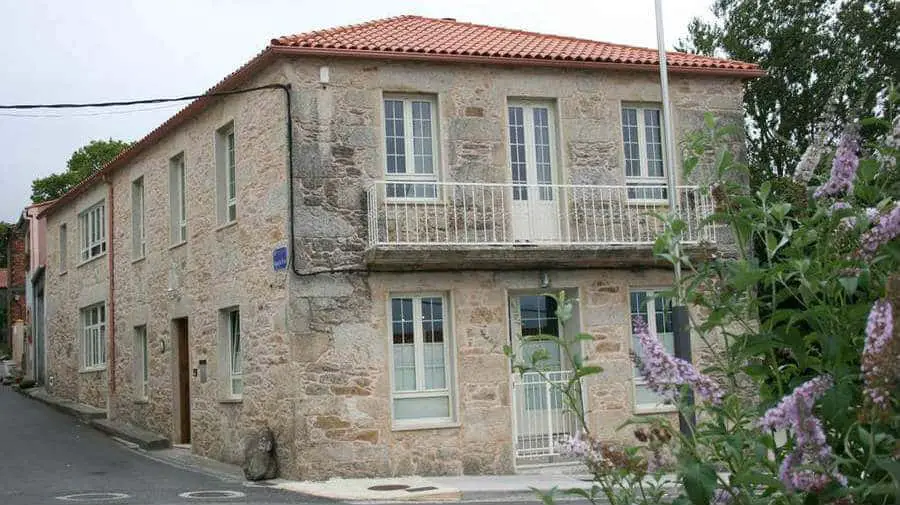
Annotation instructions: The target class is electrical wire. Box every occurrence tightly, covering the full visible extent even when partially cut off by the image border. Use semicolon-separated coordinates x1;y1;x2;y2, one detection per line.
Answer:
0;84;285;110
0;102;187;118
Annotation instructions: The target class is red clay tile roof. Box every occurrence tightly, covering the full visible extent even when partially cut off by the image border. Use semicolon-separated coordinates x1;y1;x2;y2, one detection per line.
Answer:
0;269;8;289
40;16;762;218
272;15;761;74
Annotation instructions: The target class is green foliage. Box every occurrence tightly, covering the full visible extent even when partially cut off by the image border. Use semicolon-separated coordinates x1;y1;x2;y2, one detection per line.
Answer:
0;221;10;267
512;108;899;504
677;0;899;180
30;139;133;203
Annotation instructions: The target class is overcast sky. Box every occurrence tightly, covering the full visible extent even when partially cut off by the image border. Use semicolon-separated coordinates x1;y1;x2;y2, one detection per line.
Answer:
0;0;714;221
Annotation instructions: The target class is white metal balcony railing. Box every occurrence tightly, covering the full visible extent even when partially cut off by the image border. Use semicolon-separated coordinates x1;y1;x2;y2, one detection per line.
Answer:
366;181;716;248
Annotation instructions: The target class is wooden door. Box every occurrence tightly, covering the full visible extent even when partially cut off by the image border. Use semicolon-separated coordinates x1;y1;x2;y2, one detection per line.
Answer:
174;318;191;444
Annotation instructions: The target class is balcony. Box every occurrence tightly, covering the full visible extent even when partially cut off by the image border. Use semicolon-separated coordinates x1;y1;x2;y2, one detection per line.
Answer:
365;181;716;270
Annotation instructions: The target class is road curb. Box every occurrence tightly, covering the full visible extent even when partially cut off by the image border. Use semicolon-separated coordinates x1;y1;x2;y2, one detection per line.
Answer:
16;386;106;423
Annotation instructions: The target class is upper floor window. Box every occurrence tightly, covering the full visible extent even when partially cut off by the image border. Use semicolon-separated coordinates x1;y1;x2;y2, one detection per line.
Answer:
81;302;107;370
622;105;667;201
169;153;187;244
629;290;675;412
79;202;106;262
215;123;237;224
131;177;145;259
59;224;68;273
383;95;439;199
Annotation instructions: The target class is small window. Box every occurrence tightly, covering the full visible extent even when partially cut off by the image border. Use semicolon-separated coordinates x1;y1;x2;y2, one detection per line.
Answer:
383;95;439;199
390;294;455;426
621;105;667;201
81;303;107;370
221;308;242;398
169;154;187;243
134;325;148;400
630;290;675;411
59;224;68;272
215;123;237;224
79;202;106;262
131;177;146;259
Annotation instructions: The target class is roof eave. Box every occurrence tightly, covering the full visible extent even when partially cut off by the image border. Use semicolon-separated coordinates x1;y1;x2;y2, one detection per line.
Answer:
269;45;767;78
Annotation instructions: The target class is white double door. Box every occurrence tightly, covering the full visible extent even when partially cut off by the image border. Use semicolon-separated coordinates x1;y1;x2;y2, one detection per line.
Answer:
507;102;561;242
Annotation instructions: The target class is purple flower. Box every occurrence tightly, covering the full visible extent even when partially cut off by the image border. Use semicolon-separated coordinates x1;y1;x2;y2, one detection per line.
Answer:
862;300;896;410
814;131;860;199
860;204;900;259
759;375;845;492
632;317;724;405
712;488;735;504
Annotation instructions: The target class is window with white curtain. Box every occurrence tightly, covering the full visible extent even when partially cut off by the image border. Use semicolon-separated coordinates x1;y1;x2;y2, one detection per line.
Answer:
79;202;106;262
220;307;242;398
81;303;106;370
383;95;439;199
390;294;454;426
169;153;187;244
629;290;676;411
621;105;668;201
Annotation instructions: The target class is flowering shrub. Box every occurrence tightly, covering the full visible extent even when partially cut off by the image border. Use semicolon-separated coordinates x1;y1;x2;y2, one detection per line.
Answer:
508;108;900;504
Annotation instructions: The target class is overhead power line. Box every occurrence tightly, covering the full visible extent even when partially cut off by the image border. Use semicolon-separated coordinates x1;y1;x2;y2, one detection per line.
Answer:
0;84;286;110
0;102;186;118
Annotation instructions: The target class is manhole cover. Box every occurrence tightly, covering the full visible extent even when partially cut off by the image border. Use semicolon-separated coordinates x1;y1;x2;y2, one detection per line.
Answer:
368;484;411;491
179;490;246;499
56;492;129;502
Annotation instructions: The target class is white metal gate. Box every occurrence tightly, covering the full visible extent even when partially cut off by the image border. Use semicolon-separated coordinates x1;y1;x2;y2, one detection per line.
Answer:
512;370;579;458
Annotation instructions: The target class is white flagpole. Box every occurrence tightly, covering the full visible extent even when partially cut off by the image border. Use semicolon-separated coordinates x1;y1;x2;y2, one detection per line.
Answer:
655;0;678;209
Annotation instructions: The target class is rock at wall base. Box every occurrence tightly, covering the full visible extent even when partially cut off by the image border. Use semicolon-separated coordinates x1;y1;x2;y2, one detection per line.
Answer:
242;427;278;481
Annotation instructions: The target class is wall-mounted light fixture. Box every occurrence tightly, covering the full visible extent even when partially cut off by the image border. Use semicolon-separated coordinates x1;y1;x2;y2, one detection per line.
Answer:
539;271;551;289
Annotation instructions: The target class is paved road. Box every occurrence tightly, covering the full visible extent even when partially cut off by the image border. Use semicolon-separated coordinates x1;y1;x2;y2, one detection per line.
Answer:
0;386;578;505
0;386;330;505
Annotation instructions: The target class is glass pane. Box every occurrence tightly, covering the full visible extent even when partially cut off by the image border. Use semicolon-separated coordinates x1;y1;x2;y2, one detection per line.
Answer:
227;132;236;200
532;108;553;201
635;383;663;406
391;298;414;344
385;182;437;199
384;100;406;174
622;108;641;177
140;329;149;382
232;377;243;395
644;109;664;178
627;184;667;200
392;343;416;391
394;395;450;420
423;342;446;389
508;106;528;200
518;296;561;369
411;101;434;174
230;311;241;374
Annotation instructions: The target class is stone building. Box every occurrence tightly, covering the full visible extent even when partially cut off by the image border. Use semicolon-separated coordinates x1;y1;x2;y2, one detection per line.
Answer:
39;16;761;479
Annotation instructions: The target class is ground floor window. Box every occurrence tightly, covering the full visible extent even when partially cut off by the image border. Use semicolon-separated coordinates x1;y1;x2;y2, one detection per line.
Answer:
81;303;106;370
134;325;148;400
390;294;455;426
629;289;675;411
220;308;243;398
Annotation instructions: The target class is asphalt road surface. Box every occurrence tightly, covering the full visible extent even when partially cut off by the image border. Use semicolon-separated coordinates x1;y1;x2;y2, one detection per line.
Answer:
0;385;580;505
0;385;331;505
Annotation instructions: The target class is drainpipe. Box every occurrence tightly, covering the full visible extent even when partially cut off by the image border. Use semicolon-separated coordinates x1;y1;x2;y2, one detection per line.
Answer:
655;0;694;435
104;176;117;410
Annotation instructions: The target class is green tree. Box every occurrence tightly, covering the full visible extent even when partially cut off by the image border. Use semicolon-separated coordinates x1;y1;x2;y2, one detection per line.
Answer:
677;0;899;181
0;221;10;267
31;139;133;203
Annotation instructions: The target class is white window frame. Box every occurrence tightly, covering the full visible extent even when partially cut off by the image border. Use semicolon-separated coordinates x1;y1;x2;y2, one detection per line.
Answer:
81;303;107;371
79;202;106;263
220;307;242;399
621;104;668;202
629;289;677;413
169;154;187;244
59;223;68;273
215;123;237;225
382;94;440;201
131;177;146;260
388;293;456;429
134;325;148;401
